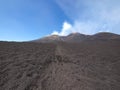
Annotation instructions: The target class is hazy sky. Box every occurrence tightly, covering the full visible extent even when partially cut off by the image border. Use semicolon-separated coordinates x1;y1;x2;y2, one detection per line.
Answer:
0;0;120;41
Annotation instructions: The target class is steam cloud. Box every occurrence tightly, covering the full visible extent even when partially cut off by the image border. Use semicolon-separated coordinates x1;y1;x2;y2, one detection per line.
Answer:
52;0;120;36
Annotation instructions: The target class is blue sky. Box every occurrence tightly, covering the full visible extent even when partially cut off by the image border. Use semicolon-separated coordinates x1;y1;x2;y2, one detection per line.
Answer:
0;0;120;41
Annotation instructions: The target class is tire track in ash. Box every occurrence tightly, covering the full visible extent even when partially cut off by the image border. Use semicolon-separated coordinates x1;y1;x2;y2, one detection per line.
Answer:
36;45;71;90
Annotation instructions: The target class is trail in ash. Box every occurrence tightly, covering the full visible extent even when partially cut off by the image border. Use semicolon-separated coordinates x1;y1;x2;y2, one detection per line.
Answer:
35;44;76;90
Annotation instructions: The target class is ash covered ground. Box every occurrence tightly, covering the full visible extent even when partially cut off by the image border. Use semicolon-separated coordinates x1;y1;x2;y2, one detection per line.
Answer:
0;40;120;90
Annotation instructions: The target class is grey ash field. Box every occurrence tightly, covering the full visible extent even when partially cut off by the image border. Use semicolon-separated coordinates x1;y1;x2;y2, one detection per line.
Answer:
0;32;120;90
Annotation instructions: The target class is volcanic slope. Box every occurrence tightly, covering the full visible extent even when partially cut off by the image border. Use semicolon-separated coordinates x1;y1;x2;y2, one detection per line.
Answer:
32;32;120;43
0;40;120;90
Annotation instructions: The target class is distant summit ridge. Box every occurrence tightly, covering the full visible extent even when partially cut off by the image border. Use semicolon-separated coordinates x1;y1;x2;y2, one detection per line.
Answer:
32;32;120;43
